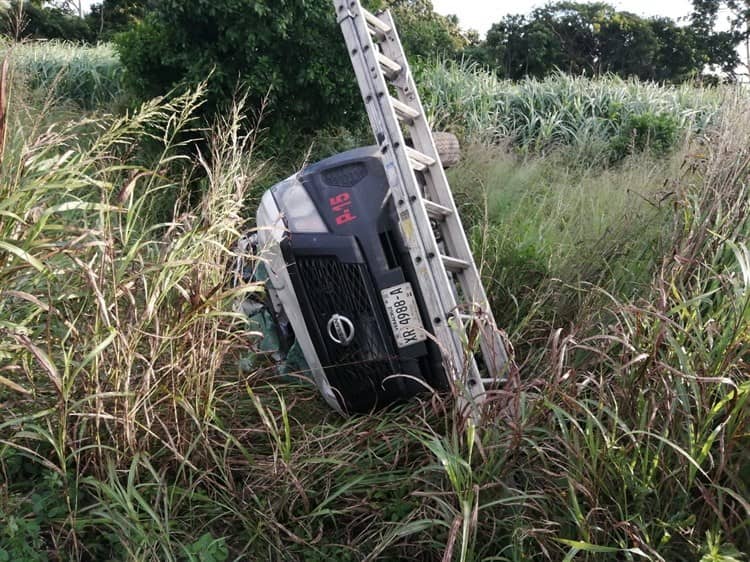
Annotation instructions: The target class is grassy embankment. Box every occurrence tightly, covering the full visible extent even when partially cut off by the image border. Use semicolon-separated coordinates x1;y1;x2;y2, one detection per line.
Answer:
4;40;123;109
0;42;747;561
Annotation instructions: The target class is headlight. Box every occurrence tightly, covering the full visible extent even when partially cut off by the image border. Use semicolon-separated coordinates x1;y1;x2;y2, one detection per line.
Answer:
272;176;328;233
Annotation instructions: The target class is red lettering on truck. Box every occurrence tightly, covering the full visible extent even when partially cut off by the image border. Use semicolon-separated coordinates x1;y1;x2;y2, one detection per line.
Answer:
329;192;358;225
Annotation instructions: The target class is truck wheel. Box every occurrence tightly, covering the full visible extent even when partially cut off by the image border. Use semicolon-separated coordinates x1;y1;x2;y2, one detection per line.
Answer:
433;131;460;169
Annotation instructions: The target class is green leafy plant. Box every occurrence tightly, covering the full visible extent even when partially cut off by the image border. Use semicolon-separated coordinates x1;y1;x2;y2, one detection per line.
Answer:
700;531;746;562
185;534;229;562
6;40;124;108
609;111;679;160
114;0;360;140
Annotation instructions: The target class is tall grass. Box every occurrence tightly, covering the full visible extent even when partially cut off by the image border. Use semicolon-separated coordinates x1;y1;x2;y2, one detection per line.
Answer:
417;59;722;163
3;40;124;108
0;82;259;559
0;62;747;561
449;145;683;335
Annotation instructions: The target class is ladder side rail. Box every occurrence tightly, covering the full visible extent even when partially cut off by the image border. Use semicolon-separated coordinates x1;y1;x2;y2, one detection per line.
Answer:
334;2;480;387
346;8;494;395
377;10;509;378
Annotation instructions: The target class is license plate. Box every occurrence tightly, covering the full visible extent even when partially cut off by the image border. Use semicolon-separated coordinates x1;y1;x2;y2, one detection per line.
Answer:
381;282;427;348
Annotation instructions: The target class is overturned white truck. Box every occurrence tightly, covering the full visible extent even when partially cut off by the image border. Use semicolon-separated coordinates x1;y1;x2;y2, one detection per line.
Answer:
246;0;509;415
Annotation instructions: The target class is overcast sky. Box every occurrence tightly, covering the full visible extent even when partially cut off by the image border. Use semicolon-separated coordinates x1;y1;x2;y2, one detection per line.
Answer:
432;0;696;36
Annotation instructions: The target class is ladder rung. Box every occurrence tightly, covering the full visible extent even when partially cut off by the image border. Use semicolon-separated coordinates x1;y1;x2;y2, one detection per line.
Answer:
441;255;470;272
335;0;509;410
377;52;402;79
406;146;436;171
423;199;453;219
363;9;391;39
391;96;420;122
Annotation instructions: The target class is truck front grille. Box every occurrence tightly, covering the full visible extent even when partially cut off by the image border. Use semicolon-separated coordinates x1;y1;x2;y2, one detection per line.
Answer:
295;256;396;409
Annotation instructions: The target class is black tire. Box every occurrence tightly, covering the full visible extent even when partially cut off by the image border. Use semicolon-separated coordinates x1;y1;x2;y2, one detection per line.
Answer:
433;131;460;168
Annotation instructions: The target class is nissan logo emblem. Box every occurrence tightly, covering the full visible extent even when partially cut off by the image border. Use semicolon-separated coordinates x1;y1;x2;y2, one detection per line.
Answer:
327;314;355;346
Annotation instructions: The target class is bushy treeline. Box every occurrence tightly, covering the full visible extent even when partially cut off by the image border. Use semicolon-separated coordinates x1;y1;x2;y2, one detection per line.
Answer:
112;0;471;140
467;2;739;83
0;0;145;42
3;0;741;143
2;1;94;41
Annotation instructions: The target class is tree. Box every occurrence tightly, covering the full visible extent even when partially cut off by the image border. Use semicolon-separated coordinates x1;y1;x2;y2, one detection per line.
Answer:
86;0;147;39
598;11;660;77
373;0;468;58
650;17;708;82
115;0;466;141
691;0;746;75
471;1;734;82
475;3;618;79
476;14;565;78
46;0;84;18
115;0;362;140
2;0;94;40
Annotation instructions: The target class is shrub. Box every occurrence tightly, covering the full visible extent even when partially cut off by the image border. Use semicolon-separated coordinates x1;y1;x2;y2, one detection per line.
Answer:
113;0;471;145
114;0;361;141
609;111;679;160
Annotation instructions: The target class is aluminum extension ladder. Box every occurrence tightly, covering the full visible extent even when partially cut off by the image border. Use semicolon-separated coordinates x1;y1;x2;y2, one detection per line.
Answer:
333;0;509;405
